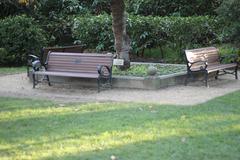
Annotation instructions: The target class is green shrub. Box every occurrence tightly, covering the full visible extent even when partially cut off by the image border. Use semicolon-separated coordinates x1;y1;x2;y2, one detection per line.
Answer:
126;0;222;16
0;48;8;66
33;0;85;46
0;15;47;66
216;0;240;45
72;15;221;61
72;14;114;51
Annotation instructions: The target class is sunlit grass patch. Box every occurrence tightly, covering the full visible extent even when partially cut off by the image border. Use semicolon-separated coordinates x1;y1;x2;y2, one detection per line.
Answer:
0;92;240;160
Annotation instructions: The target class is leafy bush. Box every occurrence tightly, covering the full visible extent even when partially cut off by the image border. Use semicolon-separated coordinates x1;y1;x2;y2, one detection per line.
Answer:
126;0;222;16
0;48;9;66
73;14;221;61
0;1;25;18
216;0;240;46
34;14;75;46
73;14;114;51
0;15;47;66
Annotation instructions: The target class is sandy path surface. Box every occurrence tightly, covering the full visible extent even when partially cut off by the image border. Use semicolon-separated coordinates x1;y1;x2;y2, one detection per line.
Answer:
0;73;239;105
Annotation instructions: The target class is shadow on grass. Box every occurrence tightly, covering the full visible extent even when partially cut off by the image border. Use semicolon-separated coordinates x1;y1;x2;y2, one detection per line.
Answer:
0;91;240;159
40;130;240;160
0;98;239;148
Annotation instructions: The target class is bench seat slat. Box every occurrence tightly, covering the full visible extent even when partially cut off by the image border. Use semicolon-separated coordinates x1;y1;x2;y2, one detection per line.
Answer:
207;63;237;73
34;71;99;78
190;63;237;72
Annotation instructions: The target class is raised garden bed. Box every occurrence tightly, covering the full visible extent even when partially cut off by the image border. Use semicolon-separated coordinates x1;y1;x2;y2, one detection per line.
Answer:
113;62;186;77
111;63;187;89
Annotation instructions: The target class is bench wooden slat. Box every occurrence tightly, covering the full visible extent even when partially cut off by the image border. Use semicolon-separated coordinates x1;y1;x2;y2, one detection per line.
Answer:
35;71;99;78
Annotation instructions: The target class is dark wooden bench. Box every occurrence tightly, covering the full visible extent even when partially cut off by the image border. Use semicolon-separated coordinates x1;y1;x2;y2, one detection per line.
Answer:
29;52;113;92
185;47;238;87
27;45;85;76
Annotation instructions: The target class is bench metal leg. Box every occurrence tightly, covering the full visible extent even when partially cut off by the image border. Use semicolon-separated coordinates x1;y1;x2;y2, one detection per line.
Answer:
235;67;238;79
204;71;209;87
27;66;29;77
110;76;113;89
32;73;36;88
46;75;51;86
97;78;100;93
215;70;219;79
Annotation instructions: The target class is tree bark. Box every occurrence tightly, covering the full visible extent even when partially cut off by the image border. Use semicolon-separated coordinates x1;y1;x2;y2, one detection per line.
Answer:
111;0;130;69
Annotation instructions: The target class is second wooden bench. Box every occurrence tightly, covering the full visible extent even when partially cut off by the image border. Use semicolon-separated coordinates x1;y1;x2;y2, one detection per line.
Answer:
185;47;238;87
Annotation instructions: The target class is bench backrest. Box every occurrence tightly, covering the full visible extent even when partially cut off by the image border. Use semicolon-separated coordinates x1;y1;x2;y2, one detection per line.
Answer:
41;45;85;62
185;47;220;69
46;52;113;74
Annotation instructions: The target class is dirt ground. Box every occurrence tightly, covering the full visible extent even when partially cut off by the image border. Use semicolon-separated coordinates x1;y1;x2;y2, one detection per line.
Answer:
0;73;239;105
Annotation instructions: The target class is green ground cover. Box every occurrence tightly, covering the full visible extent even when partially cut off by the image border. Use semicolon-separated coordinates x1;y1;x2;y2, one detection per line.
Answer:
113;64;186;77
0;67;26;75
0;91;239;160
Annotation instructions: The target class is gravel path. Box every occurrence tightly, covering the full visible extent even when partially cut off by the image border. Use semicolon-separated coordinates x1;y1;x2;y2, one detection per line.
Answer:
0;73;239;105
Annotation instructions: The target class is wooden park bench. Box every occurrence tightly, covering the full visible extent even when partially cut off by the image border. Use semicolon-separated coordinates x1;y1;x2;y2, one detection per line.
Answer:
27;45;85;76
185;47;238;87
28;52;113;92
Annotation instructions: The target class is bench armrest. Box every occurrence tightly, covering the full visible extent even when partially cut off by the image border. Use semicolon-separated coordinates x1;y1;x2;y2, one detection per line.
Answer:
28;54;39;63
27;54;45;72
188;60;208;70
97;65;112;77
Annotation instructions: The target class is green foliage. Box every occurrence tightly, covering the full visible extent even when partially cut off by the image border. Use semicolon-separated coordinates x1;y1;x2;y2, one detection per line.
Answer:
32;0;85;46
73;14;114;51
217;44;240;63
126;0;222;16
0;15;47;66
0;0;24;18
35;0;88;16
0;48;9;65
216;0;240;45
35;15;75;46
113;64;186;77
73;15;221;61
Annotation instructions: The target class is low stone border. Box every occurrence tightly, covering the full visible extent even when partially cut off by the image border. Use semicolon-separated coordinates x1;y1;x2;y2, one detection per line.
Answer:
30;70;188;90
112;72;186;89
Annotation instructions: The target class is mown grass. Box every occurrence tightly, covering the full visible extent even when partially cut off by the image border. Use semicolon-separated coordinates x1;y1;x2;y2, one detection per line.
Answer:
0;91;240;160
0;67;26;75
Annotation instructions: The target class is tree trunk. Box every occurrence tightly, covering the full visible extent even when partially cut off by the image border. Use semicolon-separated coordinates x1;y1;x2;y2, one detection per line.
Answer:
111;0;130;70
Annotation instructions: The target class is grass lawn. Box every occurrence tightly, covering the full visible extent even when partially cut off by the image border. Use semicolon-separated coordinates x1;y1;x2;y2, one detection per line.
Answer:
0;67;26;75
0;92;240;160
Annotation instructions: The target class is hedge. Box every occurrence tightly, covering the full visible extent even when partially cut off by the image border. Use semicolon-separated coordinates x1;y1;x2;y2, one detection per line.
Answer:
0;15;47;66
72;14;221;56
126;0;222;16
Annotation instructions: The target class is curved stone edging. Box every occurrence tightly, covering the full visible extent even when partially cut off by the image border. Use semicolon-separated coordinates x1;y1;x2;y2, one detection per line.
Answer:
112;72;187;89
